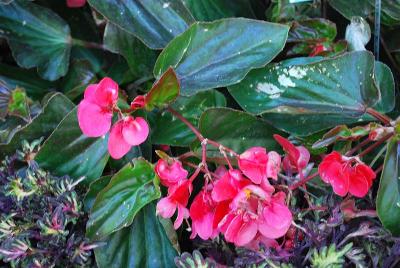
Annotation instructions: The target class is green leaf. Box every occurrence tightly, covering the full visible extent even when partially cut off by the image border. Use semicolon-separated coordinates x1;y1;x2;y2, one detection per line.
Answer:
87;0;195;49
373;61;395;113
182;0;256;21
0;0;71;80
7;87;29;119
145;68;179;111
84;175;112;212
94;202;177;268
0;64;55;100
149;90;226;146
328;0;373;20
62;60;97;101
103;22;157;77
228;51;389;136
35;107;109;185
288;19;337;42
376;139;400;235
0;93;74;157
198;108;283;154
86;159;160;240
154;18;289;96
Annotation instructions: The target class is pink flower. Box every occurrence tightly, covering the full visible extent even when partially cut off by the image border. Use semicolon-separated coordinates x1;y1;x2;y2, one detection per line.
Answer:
66;0;86;8
155;158;188;187
108;116;149;159
318;151;376;197
218;185;292;246
238;147;282;184
189;190;218;240
156;179;192;229
211;169;250;202
78;77;118;137
273;135;310;175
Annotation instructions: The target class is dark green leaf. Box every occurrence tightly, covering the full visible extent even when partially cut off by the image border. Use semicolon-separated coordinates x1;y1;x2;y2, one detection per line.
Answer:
0;63;56;100
94;202;177;268
373;61;395;113
0;93;74;157
103;22;157;77
328;0;373;20
198;108;283;154
376;139;400;235
86;159;160;240
0;0;71;80
62;60;97;101
154;18;289;96
149;90;226;146
87;0;195;49
145;68;179;111
182;0;256;21
84;175;112;212
228;51;389;136
35;107;109;185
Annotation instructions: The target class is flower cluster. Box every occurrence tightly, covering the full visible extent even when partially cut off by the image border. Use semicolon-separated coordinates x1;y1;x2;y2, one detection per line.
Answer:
78;77;149;159
318;151;376;197
0;140;100;267
155;143;295;248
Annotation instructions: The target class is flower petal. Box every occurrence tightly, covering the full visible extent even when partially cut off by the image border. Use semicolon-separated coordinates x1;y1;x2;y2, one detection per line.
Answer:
259;202;292;239
156;197;176;219
235;221;258;246
238;147;268;184
174;205;189;229
122;116;150;146
94;77;119;107
193;212;214;240
108;121;132;159
266;151;281;180
78;100;112;137
224;215;243;243
348;169;370;197
83;84;97;102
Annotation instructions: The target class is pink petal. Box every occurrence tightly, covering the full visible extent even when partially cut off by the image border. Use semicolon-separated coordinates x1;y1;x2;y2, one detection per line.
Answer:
155;159;188;187
108;121;132;159
78;100;112;137
238;147;269;184
224;215;243;243
67;0;86;7
94;77;119;107
192;212;214;240
174;205;189;229
122;116;150;146
83;84;97;102
296;146;310;170
348;169;370;197
273;135;300;167
329;164;350;197
211;173;238;202
156;197;176;219
259;202;292;239
356;164;376;187
234;221;258;246
266;151;281;180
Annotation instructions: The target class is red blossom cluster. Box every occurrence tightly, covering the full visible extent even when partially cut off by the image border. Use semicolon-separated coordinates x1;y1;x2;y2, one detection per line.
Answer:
77;78;149;159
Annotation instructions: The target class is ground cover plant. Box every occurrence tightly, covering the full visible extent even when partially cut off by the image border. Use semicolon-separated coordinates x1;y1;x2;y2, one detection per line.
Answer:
0;0;400;267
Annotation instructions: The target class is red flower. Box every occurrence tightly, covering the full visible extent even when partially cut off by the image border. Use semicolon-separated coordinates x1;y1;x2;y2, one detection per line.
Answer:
189;190;218;240
66;0;86;8
309;43;327;57
273;135;310;175
155;158;188;187
318;151;376;197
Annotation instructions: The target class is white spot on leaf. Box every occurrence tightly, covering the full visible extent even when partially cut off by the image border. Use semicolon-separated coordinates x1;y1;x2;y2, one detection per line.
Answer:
256;83;284;99
278;74;295;87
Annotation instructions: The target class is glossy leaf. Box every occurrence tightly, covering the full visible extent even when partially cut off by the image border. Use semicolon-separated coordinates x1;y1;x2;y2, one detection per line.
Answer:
35;107;109;185
149;90;226;146
103;22;157;77
87;0;195;49
154;18;289;96
86;159;160;240
198;108;283;154
376;139;400;235
288;19;337;42
84;175;112;212
373;61;395;113
228;51;392;136
145;68;179;111
328;0;373;20
182;0;256;21
94;202;177;268
0;93;74;157
0;0;71;80
62;60;97;100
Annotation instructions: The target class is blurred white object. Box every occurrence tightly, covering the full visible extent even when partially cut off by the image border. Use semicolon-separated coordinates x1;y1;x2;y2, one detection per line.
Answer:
345;16;371;51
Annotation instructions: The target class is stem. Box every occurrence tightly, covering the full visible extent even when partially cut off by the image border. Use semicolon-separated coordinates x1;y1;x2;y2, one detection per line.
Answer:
345;137;371;156
289;172;319;191
357;133;393;158
72;38;107;51
366;108;391;125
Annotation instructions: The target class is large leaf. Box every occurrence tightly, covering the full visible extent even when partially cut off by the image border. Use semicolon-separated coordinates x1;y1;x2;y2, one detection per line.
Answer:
0;93;74;157
87;0;195;49
0;64;56;100
328;0;372;21
149;90;226;146
62;60;97;100
94;202;177;268
86;159;160;240
103;22;157;77
35;107;109;185
84;175;112;212
228;51;391;136
182;0;256;21
0;0;71;80
154;18;289;96
198;108;282;154
376;139;400;235
144;68;179;111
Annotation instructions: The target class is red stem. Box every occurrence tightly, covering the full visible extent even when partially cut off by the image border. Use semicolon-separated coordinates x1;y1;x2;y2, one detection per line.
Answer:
357;133;393;158
289;172;319;190
366;108;391;125
345;137;371;156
